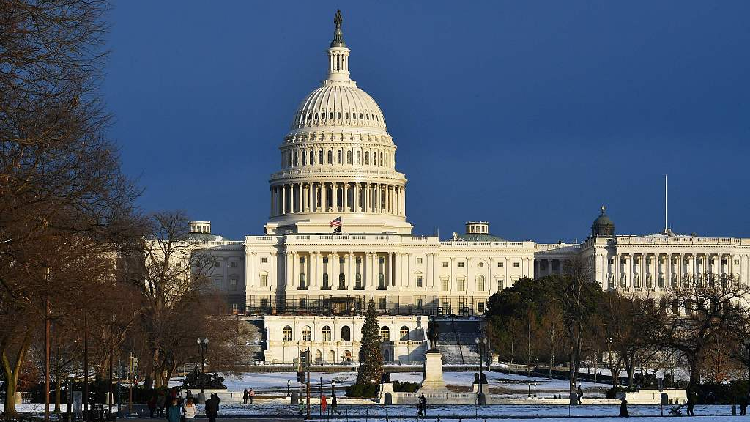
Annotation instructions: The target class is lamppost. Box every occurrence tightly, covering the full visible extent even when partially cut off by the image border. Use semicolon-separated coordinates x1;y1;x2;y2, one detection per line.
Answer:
475;336;487;405
287;379;291;397
197;338;209;394
606;337;614;387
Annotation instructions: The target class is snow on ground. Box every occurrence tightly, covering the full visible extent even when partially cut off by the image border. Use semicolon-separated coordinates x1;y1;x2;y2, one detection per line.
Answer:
219;371;358;392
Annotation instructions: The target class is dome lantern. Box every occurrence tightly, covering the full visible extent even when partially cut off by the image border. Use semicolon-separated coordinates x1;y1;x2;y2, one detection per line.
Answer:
327;10;351;83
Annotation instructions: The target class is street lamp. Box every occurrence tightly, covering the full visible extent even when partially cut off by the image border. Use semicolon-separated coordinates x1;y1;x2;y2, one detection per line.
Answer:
287;379;291;397
475;337;487;405
606;337;614;388
197;338;209;394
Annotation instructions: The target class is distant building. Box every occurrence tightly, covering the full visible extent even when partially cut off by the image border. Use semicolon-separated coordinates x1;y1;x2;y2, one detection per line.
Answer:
182;15;750;364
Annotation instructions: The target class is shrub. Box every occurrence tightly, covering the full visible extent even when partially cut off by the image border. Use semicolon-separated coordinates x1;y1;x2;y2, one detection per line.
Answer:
392;381;420;393
345;383;379;398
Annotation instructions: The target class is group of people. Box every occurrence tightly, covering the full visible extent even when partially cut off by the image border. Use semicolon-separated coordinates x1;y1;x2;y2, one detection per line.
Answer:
242;388;255;405
146;388;219;422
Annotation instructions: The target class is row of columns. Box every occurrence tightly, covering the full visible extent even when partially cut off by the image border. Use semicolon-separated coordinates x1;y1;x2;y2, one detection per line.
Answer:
270;182;405;217
283;251;404;291
601;252;738;290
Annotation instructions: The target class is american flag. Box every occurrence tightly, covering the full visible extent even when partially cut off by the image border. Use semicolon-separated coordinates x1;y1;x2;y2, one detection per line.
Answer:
330;216;342;233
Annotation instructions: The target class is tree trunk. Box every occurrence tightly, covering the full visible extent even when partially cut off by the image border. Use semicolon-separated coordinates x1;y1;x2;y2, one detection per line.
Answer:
1;334;31;417
54;375;62;413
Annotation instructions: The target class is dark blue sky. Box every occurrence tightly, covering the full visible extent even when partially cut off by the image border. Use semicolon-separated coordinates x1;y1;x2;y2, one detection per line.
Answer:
105;1;750;242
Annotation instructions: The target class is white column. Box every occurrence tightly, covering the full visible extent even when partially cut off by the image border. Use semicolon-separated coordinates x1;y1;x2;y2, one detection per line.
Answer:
354;183;359;213
348;252;353;289
332;252;339;288
285;251;293;288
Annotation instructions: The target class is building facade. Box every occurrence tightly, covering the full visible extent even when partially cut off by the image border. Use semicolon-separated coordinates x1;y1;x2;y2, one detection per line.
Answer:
188;15;750;364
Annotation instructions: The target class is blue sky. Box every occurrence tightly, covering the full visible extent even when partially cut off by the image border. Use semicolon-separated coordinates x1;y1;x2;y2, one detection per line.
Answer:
105;1;750;242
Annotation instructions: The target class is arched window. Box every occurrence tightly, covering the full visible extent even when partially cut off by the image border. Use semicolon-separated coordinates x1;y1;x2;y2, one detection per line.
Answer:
327;150;333;164
400;326;409;341
339;273;346;289
380;326;390;342
302;326;311;342
319;149;324;164
302;151;306;165
283;326;292;342
337;149;342;164
293;150;298;166
346;150;352;164
327;350;335;363
314;349;322;363
340;326;351;341
322;326;332;342
364;152;369;165
309;150;314;165
344;350;352;362
477;275;485;291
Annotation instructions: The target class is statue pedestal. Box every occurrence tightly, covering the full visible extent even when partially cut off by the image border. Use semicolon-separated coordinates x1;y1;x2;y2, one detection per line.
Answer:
419;351;447;392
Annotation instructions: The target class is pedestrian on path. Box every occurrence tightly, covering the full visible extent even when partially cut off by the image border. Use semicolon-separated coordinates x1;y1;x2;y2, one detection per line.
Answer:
619;398;629;418
166;399;181;422
183;398;196;420
739;393;748;416
242;389;248;405
205;394;219;422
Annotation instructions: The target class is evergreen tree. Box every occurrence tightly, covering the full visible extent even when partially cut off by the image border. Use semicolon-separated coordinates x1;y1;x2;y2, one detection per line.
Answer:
356;299;383;386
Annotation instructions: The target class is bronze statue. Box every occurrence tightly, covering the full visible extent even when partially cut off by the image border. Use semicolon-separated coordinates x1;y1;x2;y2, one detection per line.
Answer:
427;318;439;351
330;10;346;48
334;10;343;29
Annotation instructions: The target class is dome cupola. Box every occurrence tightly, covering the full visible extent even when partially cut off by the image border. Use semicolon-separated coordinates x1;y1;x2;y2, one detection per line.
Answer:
591;206;615;237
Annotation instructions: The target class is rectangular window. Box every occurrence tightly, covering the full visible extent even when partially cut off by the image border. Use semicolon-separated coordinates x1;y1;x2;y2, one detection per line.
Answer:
416;276;423;287
477;302;485;313
457;279;465;291
458;262;465;268
229;278;238;291
214;261;221;268
378;298;387;310
442;262;449;268
497;262;503;268
417;258;423;264
416;299;423;309
513;262;520;268
231;303;238;314
260;274;268;287
261;257;268;263
441;279;449;291
230;261;237;268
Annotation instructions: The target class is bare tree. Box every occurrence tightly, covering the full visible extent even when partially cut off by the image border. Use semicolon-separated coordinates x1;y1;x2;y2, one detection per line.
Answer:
650;273;749;392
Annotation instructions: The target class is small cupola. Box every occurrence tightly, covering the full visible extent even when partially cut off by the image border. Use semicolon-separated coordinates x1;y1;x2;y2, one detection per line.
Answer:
189;221;211;234
591;206;615;237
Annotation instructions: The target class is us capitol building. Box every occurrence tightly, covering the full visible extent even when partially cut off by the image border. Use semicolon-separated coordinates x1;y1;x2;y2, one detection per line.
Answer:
186;13;750;365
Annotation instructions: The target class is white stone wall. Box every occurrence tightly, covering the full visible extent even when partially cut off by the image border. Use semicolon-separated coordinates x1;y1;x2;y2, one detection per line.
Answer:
262;315;428;364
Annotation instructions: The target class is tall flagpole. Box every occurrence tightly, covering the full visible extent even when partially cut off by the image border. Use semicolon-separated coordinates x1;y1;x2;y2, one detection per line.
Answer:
664;174;669;233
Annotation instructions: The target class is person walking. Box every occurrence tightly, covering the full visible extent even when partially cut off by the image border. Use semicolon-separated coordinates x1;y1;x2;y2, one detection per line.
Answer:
686;390;696;416
739;393;748;416
619;398;629;418
242;389;248;405
418;393;427;417
183;398;196;420
248;388;255;405
577;385;584;405
205;394;219;422
156;390;166;417
166;399;182;422
148;393;157;418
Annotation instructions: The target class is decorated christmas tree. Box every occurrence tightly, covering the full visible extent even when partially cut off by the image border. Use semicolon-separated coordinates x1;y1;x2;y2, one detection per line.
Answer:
356;299;383;386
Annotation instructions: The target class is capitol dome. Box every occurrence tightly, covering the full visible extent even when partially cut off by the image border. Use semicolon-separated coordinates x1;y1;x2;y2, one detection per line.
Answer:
265;11;411;236
291;83;387;131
